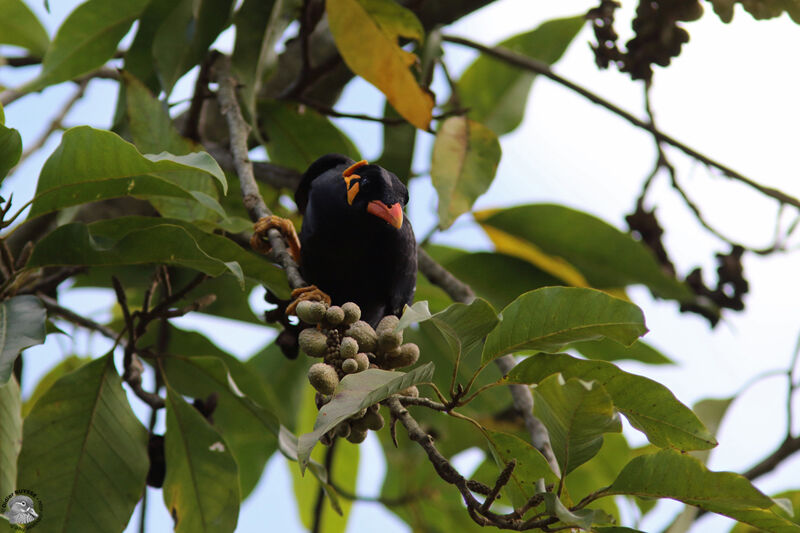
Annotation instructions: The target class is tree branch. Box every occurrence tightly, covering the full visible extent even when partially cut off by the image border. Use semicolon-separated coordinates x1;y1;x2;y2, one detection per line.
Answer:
212;55;306;290
441;34;800;212
203;143;302;191
386;396;559;530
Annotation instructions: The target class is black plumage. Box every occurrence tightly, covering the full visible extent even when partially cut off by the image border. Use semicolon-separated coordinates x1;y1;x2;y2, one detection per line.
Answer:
295;154;417;326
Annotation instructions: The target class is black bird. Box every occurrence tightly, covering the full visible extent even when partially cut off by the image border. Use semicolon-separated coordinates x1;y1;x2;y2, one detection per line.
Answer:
294;154;417;326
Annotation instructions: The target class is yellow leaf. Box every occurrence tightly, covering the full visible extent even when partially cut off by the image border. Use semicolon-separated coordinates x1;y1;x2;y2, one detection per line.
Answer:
326;0;434;129
477;219;590;288
431;117;501;229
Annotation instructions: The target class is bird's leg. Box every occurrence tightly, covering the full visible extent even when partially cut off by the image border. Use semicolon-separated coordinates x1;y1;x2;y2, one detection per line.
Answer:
286;285;331;316
250;216;301;263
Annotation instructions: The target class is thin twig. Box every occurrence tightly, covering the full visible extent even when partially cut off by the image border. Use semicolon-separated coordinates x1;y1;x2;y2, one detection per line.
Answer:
37;293;119;341
312;439;336;533
213;55;306;289
182;55;215;142
296;96;468;126
785;331;800;437
441;34;800;212
0;66;118;106
204;143;302;190
14;81;87;170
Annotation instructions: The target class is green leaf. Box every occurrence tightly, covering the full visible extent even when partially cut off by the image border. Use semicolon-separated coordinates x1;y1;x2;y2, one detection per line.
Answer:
482;429;558;508
0;376;21;497
291;386;357;530
161;354;279;498
475;204;692;301
571;338;673;365
458;16;584;135
398;297;499;359
564;432;634;522
609;450;800;532
123;0;180;92
0;0;50;55
431;116;501;229
259;100;361;171
0;123;22;181
730;491;800;531
592;526;645;533
428;247;561;310
481;287;647;364
25;0;150;91
506;353;716;451
27;219;240;285
542;492;598;530
28;126;227;220
27;216;289;294
0;295;46;385
326;0;434;129
122;74;229;222
232;0;292;119
22;355;91;417
246;342;311;430
691;397;734;463
297;363;435;468
153;0;235;94
17;355;149;532
123;72;195;155
534;374;621;475
375;101;417;183
163;384;240;533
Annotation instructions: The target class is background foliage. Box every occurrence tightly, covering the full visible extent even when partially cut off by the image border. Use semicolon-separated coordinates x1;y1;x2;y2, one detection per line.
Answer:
1;0;800;532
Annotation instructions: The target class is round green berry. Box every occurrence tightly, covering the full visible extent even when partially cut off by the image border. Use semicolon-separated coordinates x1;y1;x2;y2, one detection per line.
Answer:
325;305;345;326
345;321;377;353
339;336;359;358
341;302;361;325
347;426;368;444
335;422;351;439
385;343;420;369
354;352;370;372
399;385;419;398
298;328;328;357
342;358;358;374
308;362;339;395
296;300;327;324
363;410;385;431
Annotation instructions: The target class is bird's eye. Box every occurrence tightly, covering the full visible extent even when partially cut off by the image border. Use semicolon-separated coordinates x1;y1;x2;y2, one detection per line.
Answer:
342;160;368;205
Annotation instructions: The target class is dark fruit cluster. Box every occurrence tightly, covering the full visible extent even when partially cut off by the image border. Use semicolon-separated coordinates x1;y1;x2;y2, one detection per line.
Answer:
296;300;420;445
587;0;703;82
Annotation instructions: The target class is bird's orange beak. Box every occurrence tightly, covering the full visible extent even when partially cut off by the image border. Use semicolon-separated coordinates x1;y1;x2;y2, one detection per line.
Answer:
367;201;403;229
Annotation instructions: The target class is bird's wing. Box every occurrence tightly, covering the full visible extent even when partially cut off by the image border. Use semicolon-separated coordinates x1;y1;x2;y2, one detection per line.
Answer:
294;154;354;213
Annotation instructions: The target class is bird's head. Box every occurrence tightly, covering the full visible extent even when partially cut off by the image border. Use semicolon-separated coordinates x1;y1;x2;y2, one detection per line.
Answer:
295;154;409;230
340;160;408;229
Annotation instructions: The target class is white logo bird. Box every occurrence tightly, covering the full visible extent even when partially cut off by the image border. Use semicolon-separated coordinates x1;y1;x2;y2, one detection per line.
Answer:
5;495;38;525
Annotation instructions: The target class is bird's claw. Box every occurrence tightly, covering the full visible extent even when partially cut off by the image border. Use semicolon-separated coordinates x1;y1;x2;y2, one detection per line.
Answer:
250;216;301;263
286;285;331;316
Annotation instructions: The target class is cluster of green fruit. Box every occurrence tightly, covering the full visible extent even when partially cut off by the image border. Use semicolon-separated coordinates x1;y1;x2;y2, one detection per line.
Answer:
295;300;420;444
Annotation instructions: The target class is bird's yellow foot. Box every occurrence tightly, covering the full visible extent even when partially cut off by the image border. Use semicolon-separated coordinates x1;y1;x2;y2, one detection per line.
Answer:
250;216;301;263
286;285;331;316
